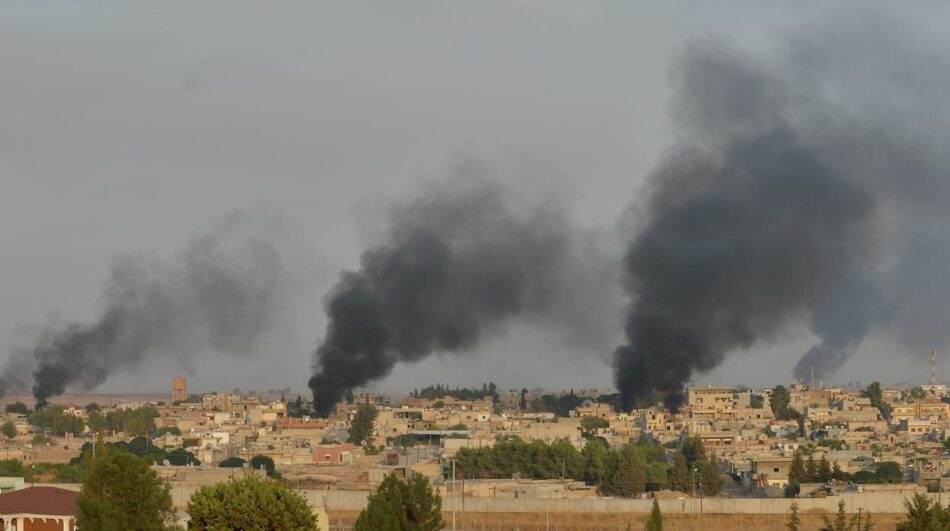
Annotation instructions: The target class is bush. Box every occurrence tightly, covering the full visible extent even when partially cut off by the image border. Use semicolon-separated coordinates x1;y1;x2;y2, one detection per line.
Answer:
354;473;443;531
219;457;246;468
188;476;317;530
249;455;279;478
5;402;29;415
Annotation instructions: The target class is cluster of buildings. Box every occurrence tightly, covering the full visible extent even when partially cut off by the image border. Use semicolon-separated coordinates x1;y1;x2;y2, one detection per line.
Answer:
2;374;950;510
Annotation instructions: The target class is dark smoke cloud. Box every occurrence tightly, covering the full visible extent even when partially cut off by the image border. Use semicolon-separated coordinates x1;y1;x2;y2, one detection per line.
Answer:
309;179;610;417
25;211;294;404
616;15;950;409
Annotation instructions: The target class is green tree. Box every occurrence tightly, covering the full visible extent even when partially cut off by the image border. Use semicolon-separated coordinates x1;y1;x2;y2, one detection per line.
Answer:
76;448;174;531
874;461;902;484
699;459;723;495
817;455;833;483
789;449;806;484
85;402;101;413
862;382;891;420
249;455;278;478
167;448;199;466
681;437;706;467
787;502;801;531
645;497;663;531
582;438;610;484
1;421;16;440
601;444;646;497
354;473;443;531
581;416;609;433
219;457;246;468
188;476;317;531
0;459;31;481
897;493;950;530
821;499;856;531
29;405;85;436
349;402;378;446
87;411;106;433
910;386;926;400
5;402;28;415
671;452;690;493
806;453;818;482
770;386;793;420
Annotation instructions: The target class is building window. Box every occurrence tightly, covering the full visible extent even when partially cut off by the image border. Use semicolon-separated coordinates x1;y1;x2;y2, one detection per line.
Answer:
773;467;780;473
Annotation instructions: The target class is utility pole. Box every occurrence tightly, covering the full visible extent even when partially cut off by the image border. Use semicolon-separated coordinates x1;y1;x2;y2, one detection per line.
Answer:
451;459;456;531
699;482;703;518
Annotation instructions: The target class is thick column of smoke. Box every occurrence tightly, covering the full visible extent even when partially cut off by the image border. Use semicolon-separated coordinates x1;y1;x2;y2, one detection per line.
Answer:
309;180;603;417
26;211;292;405
614;44;875;411
617;14;950;408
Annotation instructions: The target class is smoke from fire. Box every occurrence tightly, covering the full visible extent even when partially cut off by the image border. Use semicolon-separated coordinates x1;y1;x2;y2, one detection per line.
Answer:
6;211;296;405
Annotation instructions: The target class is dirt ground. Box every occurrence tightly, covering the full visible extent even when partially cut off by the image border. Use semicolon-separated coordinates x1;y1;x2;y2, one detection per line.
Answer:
326;509;902;530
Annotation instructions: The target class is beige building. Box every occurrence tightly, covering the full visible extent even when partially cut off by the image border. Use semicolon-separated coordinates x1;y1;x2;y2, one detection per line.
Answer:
172;375;187;403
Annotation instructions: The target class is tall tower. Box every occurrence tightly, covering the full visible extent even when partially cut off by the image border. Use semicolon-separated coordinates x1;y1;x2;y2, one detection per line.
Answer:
172;375;187;402
932;350;938;386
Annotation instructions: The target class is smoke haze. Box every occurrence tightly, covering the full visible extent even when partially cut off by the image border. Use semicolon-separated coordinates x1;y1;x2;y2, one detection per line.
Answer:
616;16;950;408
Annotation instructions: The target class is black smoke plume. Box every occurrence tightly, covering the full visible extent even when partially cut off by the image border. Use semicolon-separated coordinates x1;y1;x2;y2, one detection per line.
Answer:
26;211;292;405
309;179;608;417
616;16;950;409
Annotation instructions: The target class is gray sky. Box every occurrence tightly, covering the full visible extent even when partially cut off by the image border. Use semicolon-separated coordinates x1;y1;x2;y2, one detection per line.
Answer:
1;2;937;395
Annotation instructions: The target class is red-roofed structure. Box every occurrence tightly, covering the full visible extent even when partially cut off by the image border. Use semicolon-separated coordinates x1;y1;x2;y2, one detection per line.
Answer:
0;486;77;531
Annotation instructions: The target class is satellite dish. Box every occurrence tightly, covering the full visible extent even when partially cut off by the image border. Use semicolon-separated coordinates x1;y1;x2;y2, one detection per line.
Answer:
163;459;171;466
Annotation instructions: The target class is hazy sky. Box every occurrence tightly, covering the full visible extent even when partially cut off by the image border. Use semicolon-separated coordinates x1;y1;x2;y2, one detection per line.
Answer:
1;2;939;395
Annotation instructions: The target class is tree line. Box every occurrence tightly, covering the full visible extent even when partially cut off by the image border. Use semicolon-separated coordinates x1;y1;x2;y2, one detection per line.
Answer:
788;448;902;486
454;435;722;497
26;404;161;437
413;382;499;403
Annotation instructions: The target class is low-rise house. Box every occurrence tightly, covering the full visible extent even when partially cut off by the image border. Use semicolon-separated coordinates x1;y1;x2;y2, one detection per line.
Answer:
0;486;78;531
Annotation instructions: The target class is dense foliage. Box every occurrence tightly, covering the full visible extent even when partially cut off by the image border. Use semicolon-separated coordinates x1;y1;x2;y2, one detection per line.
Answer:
29;405;85;436
354;473;443;531
455;435;721;498
769;386;802;421
188;476;318;531
76;448;175;531
897;493;950;531
529;391;586;417
788;448;900;485
862;381;891;420
70;438;200;467
414;382;498;403
219;457;246;468
5;402;29;415
249;454;279;478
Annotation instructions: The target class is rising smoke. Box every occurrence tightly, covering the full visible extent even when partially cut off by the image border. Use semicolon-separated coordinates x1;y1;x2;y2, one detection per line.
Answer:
21;211;295;405
615;16;950;409
309;178;613;417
